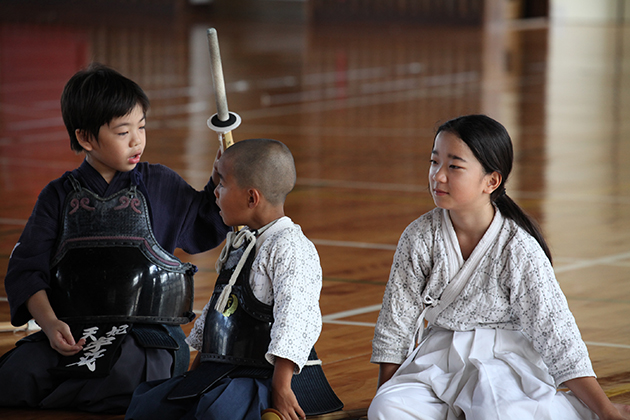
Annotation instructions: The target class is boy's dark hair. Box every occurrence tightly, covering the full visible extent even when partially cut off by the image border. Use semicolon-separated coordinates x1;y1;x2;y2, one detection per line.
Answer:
436;114;553;264
61;63;150;152
223;139;296;206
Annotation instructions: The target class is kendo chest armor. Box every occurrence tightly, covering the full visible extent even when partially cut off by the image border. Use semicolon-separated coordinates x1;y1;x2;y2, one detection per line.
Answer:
201;238;273;368
168;232;344;417
48;174;195;325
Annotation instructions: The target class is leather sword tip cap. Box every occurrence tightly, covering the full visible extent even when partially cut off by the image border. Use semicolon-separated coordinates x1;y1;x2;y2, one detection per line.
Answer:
261;408;283;420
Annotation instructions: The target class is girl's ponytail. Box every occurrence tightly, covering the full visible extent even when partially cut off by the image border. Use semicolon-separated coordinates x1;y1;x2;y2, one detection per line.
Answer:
493;193;552;264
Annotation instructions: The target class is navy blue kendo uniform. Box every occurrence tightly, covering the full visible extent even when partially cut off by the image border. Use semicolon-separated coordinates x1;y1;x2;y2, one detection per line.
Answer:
0;160;229;413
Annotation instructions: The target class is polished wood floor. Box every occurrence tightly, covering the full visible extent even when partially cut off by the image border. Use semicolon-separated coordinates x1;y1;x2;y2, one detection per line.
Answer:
1;1;630;419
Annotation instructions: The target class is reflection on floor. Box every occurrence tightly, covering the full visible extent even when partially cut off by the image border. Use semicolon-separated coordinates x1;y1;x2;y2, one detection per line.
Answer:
1;1;630;419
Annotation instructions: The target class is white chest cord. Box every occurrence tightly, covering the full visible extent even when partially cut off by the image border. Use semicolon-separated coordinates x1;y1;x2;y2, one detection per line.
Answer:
213;221;277;313
212;220;323;367
407;294;438;357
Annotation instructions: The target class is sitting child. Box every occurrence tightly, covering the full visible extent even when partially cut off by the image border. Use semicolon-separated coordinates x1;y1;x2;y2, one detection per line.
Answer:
125;138;342;420
368;114;630;420
0;63;230;413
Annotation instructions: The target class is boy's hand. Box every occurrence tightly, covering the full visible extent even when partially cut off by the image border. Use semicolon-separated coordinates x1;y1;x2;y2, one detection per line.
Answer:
272;385;305;420
42;319;85;356
272;357;305;420
211;147;222;188
26;289;85;356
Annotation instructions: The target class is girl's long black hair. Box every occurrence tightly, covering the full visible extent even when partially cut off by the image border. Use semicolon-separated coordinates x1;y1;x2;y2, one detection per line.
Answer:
436;114;552;263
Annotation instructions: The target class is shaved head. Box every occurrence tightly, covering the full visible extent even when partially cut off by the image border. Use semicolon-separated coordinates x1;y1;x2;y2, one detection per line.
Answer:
222;139;296;205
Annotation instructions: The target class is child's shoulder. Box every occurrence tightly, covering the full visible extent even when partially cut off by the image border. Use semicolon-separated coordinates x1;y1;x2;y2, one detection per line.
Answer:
496;215;549;262
417;207;443;224
37;169;77;200
392;208;444;253
403;207;444;235
256;218;321;278
134;162;188;185
261;217;305;242
258;217;316;254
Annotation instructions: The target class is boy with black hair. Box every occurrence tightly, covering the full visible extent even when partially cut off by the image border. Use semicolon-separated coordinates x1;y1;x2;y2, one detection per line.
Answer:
125;139;343;420
0;63;230;413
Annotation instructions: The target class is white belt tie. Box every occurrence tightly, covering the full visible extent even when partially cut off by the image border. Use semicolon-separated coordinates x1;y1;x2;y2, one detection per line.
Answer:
407;294;438;357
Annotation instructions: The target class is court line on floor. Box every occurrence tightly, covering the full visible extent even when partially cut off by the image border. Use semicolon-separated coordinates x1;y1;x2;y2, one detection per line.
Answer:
323;304;383;321
320;303;630;349
311;238;630;274
1;163;628;205
554;251;630;274
297;178;427;193
7;304;629;351
584;342;630;350
3;272;628;351
1;164;629;206
295;178;630;204
148;75;477;121
312;239;396;251
2;217;629;269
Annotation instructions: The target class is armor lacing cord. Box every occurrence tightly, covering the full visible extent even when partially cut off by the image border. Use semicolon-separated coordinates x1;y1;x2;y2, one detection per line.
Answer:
214;220;278;313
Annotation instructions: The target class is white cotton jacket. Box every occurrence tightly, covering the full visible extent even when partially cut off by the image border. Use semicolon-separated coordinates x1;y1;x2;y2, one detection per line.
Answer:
187;217;323;373
371;207;595;387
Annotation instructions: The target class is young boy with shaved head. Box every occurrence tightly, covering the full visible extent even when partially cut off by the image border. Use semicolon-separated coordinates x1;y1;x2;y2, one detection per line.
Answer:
126;139;342;420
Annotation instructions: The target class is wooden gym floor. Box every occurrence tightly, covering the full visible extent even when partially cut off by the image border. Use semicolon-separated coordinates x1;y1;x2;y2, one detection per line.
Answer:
1;1;630;419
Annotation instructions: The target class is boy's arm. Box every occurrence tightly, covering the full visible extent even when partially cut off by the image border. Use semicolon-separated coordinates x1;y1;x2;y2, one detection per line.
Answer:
271;357;305;420
26;290;85;356
139;163;229;255
190;352;201;370
6;180;64;326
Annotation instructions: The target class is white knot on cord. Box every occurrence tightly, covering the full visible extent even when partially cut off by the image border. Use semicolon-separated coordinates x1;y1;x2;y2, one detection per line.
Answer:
407;294;438;357
215;229;254;273
214;229;257;313
213;220;279;314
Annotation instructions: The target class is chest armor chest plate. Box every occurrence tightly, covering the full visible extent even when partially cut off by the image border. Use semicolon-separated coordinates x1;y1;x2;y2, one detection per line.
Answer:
49;175;195;325
201;241;273;368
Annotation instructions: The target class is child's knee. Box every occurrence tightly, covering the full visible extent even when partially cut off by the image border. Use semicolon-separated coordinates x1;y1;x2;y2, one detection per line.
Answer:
368;386;449;420
368;393;399;420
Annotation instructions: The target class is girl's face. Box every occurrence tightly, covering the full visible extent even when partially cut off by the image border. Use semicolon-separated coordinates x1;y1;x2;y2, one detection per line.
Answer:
429;131;500;214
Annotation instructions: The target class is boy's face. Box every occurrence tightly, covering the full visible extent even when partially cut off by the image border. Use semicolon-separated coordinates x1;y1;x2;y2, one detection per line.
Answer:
214;156;250;227
78;103;146;183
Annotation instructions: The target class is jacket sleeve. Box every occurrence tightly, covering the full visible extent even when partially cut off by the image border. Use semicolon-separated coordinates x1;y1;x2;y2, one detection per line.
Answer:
371;217;433;364
265;229;323;373
5;181;65;326
508;239;595;386
139;164;230;254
